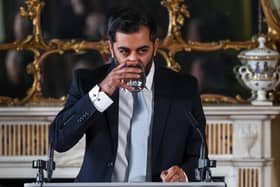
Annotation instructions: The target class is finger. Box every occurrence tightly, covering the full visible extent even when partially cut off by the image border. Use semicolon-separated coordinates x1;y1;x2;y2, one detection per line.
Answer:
114;73;140;87
164;172;178;182
161;170;175;182
172;168;186;182
119;73;141;80
101;64;140;94
169;174;180;182
160;170;168;182
111;68;141;82
102;75;137;92
114;63;127;70
117;67;142;74
105;72;139;84
164;166;181;182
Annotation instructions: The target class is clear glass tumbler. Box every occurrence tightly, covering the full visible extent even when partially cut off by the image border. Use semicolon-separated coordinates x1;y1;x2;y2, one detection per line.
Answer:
123;62;146;92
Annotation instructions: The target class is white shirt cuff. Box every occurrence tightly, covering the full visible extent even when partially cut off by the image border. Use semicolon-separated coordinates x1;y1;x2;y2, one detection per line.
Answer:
88;85;113;112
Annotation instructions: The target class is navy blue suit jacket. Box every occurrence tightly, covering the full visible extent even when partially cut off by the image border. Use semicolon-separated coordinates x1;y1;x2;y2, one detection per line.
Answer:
49;62;206;182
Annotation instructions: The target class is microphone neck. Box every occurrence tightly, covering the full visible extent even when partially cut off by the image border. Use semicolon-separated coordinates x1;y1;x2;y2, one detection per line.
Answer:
47;141;55;181
185;111;206;158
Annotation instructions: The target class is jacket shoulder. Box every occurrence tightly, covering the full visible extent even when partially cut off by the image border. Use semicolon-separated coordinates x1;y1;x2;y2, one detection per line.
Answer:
159;66;198;88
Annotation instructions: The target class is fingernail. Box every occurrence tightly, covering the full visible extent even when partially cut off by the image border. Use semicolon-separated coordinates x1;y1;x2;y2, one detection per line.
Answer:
120;63;126;68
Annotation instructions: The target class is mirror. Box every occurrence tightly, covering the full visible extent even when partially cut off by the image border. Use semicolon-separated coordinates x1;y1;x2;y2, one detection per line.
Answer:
0;1;33;43
270;0;280;21
174;50;250;98
0;0;279;105
41;0;169;40
262;0;280;39
40;0;258;41
0;50;34;98
41;50;110;98
183;0;259;42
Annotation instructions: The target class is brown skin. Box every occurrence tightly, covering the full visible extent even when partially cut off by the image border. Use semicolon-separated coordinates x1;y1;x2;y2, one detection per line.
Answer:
99;26;187;182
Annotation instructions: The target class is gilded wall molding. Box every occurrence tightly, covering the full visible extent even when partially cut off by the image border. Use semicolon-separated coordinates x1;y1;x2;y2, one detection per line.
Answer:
0;0;279;105
201;94;249;105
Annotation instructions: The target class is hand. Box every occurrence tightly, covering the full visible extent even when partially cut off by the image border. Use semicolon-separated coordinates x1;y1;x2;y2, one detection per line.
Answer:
160;165;187;182
99;63;142;96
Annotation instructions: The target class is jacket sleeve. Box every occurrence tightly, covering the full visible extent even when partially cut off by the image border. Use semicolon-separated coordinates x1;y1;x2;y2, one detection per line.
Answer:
49;71;100;152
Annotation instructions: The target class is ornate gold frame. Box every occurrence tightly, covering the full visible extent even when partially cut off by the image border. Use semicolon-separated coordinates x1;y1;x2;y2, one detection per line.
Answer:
262;0;280;40
0;0;279;105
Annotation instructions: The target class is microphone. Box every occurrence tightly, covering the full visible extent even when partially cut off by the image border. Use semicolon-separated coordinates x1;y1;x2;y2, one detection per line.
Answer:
46;121;57;182
184;110;216;182
46;142;56;182
32;129;56;184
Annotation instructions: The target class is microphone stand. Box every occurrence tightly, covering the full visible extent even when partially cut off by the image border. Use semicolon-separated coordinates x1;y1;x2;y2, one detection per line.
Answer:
32;142;56;185
184;111;216;182
32;159;46;186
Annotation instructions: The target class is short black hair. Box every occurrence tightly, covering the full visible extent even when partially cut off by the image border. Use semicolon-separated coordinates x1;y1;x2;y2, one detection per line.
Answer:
107;8;157;43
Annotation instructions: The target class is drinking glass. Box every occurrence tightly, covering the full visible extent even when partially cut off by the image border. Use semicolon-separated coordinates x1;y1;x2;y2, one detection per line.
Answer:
122;62;146;92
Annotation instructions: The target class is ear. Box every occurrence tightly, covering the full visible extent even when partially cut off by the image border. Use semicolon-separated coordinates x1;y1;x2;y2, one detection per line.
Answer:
153;38;160;56
108;41;114;58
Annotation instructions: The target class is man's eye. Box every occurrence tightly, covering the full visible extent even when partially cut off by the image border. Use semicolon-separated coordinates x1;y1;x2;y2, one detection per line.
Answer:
119;50;129;55
138;49;148;54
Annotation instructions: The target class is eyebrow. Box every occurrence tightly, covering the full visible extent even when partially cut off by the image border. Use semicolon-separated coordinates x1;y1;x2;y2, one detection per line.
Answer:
117;45;150;51
137;45;150;50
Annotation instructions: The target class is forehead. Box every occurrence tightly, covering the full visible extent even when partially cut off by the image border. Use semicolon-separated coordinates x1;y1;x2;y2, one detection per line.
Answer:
114;26;152;48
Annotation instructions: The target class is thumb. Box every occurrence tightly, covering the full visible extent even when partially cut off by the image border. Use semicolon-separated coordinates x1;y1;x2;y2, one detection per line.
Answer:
160;170;168;182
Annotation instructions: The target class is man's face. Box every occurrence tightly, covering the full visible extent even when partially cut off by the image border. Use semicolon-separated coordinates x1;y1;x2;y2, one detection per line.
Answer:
109;26;158;73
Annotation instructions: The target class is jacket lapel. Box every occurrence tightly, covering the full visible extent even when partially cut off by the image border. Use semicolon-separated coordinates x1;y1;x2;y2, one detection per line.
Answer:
151;65;174;168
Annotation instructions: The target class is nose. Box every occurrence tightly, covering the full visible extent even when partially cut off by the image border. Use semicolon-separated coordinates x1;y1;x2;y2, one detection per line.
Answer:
126;51;139;66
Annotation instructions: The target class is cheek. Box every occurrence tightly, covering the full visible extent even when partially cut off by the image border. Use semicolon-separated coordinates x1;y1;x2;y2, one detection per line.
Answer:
113;55;126;64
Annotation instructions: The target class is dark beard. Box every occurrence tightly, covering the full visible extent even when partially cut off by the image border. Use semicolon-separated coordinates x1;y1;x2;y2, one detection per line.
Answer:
144;58;153;75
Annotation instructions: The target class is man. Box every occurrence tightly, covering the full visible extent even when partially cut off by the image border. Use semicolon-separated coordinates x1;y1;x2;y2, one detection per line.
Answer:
49;8;206;182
